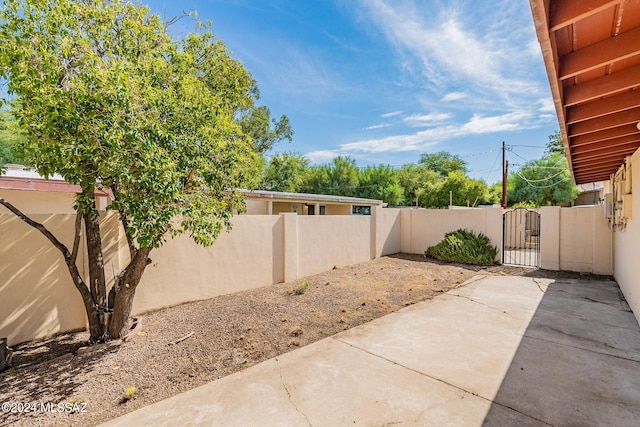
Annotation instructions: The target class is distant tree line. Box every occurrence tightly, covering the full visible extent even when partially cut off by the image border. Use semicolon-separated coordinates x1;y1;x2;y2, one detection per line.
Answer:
261;132;578;208
262;151;502;208
1;108;577;209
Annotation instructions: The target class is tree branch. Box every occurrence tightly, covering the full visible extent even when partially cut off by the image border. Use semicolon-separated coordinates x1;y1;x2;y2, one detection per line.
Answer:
0;197;96;315
1;198;72;260
110;183;138;260
70;211;82;264
184;167;197;191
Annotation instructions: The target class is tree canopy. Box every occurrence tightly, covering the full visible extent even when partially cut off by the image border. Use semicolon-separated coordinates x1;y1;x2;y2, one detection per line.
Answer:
0;109;26;166
418;151;468;177
508;153;578;206
0;0;289;340
263;152;309;192
545;130;565;156
358;165;405;206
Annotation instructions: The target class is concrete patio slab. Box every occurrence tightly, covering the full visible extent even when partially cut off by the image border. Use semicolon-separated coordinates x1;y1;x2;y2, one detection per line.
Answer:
336;293;533;399
101;274;640;427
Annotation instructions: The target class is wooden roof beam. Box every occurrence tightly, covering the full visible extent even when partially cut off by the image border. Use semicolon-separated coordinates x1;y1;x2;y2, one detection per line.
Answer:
560;26;640;80
570;123;639;147
572;137;640;155
567;90;640;124
564;64;640;106
569;106;640;136
550;0;622;31
574;162;625;174
574;171;618;183
573;153;630;166
575;173;612;183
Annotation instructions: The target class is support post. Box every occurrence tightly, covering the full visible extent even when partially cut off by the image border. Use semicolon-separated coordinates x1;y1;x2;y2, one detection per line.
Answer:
502;141;508;208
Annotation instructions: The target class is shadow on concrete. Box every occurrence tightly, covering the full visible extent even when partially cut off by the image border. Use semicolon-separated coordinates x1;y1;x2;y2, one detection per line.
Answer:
483;278;640;426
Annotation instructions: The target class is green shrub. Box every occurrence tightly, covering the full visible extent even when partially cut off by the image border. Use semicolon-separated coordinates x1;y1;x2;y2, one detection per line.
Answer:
425;229;497;265
288;280;310;295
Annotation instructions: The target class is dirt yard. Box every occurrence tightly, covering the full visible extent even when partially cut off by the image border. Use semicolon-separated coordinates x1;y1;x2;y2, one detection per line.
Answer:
0;254;608;426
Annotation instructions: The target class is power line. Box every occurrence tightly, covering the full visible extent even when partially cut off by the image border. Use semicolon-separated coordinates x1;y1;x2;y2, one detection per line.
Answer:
515;172;571;189
516;167;569;183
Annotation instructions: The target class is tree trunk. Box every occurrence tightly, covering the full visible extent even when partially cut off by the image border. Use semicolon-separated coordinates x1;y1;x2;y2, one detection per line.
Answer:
81;185;108;331
108;246;152;339
0;197;107;342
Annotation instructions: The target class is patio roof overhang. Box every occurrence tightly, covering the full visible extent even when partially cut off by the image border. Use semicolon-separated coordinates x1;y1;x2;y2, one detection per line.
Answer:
530;0;640;184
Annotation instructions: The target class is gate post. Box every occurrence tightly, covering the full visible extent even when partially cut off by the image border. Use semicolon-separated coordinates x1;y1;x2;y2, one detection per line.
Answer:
540;206;560;271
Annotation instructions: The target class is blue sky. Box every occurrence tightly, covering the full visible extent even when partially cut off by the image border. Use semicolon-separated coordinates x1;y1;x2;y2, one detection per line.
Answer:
145;0;558;184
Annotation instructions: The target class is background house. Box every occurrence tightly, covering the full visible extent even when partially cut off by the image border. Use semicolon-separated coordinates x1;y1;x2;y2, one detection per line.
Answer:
0;164;109;213
244;190;383;216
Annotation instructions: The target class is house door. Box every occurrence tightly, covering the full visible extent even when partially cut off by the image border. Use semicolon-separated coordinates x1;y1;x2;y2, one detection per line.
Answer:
502;208;540;267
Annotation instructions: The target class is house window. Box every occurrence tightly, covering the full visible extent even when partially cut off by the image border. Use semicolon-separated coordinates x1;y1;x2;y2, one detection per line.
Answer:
352;205;371;215
319;205;326;215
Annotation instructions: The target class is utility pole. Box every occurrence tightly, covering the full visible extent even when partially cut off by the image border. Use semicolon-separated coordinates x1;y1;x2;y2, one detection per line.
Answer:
502;141;508;209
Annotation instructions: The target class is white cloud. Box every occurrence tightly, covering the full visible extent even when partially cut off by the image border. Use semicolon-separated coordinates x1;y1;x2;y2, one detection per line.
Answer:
381;111;403;118
440;92;467;102
357;0;543;105
337;110;535;154
403;112;453;127
460;112;529;134
365;123;392;130
538;98;555;113
305;149;345;163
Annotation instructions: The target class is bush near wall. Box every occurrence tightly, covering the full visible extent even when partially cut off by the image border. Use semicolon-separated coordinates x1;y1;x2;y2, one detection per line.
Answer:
425;229;497;265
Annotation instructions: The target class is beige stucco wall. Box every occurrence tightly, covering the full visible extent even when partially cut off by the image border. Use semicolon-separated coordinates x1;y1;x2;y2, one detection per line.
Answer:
296;215;372;277
540;206;561;271
399;207;502;259
540;206;613;275
0;212;121;346
272;202;292;215
0;189;77;214
2;196;627;345
246;200;358;216
324;204;351;215
558;206;613;274
614;148;640;323
133;215;284;314
245;199;268;215
380;208;402;255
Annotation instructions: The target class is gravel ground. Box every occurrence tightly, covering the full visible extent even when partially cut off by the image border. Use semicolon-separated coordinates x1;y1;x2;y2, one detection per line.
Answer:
0;254;611;426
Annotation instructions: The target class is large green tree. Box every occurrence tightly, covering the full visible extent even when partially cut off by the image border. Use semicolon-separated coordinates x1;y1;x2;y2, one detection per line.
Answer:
0;0;289;341
263;152;309;192
417;172;496;208
301;156;360;197
397;164;441;206
508;153;578;206
545;130;565;156
418;151;468;177
358;165;405;206
0;109;26;166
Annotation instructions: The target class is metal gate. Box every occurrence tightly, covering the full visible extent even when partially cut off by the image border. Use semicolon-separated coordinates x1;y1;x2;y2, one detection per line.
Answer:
502;208;540;267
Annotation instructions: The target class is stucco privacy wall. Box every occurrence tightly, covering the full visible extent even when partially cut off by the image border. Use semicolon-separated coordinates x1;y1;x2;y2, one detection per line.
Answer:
380;208;402;256
0;203;619;345
0;190;76;214
132;215;284;314
294;215;371;278
399;207;503;259
0;212;123;345
614;148;640;322
0;211;389;344
539;206;613;275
